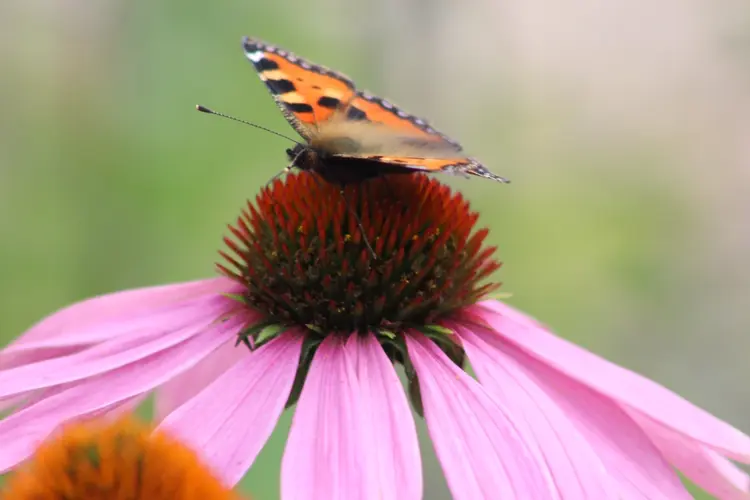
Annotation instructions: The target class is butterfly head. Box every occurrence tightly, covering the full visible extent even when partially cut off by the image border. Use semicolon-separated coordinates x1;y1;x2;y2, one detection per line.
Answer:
286;143;320;172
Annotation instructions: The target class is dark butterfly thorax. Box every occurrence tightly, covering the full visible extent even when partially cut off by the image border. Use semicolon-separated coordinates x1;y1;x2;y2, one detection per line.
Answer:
286;145;415;185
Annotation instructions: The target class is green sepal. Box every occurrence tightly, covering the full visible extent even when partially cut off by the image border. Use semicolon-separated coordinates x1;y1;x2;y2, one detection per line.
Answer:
417;325;466;369
285;336;322;409
254;324;286;349
221;292;247;303
235;320;281;350
421;324;454;337
418;325;456;350
377;328;397;340
305;324;324;335
400;351;424;419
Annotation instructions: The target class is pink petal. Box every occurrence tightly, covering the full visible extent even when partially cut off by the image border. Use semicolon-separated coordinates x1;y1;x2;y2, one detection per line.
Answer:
14;277;232;343
458;321;690;499
159;330;302;487
0;320;236;472
477;301;750;463
1;277;237;370
632;413;750;499
154;338;246;421
0;299;229;400
345;334;422;500
0;347;86;375
455;323;619;498
405;333;554;500
282;335;377;500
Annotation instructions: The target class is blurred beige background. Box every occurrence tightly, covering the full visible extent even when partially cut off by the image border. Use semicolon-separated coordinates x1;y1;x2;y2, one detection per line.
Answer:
1;1;749;498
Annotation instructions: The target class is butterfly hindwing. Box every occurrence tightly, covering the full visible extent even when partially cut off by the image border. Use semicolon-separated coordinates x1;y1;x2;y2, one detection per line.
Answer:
335;154;508;182
242;37;357;140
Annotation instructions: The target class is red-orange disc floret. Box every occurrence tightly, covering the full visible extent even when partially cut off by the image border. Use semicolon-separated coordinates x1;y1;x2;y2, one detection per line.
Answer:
219;173;501;334
1;417;242;500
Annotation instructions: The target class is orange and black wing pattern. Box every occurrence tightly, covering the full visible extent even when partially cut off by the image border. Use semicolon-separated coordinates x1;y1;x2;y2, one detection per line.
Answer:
242;37;357;140
345;91;463;151
242;36;508;183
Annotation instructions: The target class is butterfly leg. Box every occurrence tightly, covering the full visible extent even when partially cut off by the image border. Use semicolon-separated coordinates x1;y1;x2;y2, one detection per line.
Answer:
302;172;377;259
265;146;308;190
338;185;377;260
264;165;292;189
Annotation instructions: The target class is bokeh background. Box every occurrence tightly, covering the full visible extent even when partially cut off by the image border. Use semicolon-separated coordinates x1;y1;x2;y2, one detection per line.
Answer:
2;1;749;498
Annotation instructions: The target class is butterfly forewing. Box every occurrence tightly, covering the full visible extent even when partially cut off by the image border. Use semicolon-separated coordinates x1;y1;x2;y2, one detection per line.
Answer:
242;37;356;139
345;92;463;152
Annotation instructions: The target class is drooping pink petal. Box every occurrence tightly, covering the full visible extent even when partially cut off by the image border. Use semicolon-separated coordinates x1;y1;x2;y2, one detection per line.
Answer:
405;333;555;500
454;323;618;498
0;347;85;375
477;301;750;463
154;338;247;421
0;319;237;472
0;277;237;370
457;321;691;499
98;395;148;420
631;412;750;499
282;335;377;500
14;277;233;344
0;297;230;400
159;331;302;487
345;334;422;500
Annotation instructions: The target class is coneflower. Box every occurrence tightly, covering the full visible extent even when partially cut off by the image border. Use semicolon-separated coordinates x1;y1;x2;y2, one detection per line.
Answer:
0;172;748;499
0;416;242;500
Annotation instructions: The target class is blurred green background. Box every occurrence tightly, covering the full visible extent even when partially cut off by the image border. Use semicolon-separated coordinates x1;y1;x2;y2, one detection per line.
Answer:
2;1;749;498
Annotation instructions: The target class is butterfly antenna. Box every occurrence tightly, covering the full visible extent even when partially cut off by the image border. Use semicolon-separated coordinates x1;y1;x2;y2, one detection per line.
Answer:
196;105;304;146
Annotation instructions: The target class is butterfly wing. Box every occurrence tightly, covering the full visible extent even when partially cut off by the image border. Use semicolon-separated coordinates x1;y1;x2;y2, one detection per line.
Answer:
338;154;509;183
243;37;508;183
338;93;508;182
311;121;509;183
343;92;464;152
242;37;357;140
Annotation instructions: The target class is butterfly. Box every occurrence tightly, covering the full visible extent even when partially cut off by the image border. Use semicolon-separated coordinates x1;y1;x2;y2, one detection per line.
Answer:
241;37;509;185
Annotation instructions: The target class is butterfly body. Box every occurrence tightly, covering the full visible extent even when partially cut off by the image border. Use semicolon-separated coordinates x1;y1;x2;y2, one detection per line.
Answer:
243;37;509;185
286;144;418;184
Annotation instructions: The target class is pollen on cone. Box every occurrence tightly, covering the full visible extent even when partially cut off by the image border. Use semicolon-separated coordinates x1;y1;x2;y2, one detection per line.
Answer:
1;416;243;500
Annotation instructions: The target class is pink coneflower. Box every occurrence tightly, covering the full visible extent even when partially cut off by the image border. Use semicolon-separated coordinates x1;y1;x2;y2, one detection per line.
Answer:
0;173;748;499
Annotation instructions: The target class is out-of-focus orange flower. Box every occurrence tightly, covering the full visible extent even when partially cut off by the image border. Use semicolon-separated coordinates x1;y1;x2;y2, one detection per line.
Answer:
1;416;243;500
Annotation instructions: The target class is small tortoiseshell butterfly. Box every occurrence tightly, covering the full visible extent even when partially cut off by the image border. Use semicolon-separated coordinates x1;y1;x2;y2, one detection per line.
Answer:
241;37;509;185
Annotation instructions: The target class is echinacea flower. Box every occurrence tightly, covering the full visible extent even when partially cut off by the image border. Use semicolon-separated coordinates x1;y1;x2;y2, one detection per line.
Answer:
0;172;748;499
0;415;243;500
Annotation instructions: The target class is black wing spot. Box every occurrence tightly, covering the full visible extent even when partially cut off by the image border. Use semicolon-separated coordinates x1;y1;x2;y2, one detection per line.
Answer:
266;79;296;94
285;102;315;114
346;106;367;120
311;85;321;90
317;96;340;109
242;37;357;91
255;58;279;71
